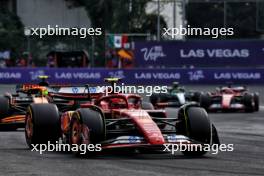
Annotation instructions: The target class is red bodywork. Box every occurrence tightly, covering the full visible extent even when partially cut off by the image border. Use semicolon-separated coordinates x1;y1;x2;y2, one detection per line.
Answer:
208;87;246;110
60;93;190;149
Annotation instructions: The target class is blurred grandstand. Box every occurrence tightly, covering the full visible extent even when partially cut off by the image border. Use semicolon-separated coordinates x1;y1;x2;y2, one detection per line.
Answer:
1;0;264;68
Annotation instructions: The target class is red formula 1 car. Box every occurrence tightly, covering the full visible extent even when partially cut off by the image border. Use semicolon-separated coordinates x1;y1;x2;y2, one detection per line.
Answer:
200;86;259;112
25;81;220;157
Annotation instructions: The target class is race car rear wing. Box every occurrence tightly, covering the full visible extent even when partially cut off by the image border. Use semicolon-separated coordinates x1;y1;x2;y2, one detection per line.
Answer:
50;92;103;100
49;85;104;100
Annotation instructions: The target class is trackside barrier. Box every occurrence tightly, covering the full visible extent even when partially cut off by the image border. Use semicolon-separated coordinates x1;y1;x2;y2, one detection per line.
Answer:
0;68;263;85
134;40;264;67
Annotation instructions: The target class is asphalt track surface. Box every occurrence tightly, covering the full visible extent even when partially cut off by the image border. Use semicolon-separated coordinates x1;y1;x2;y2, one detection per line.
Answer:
0;85;264;176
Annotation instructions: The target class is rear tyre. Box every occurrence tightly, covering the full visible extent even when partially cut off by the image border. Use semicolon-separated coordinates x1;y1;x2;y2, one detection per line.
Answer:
25;104;60;148
199;94;211;111
0;96;10;119
69;108;105;156
141;102;154;110
243;94;254;112
192;92;202;102
149;93;168;106
149;94;158;105
177;106;212;156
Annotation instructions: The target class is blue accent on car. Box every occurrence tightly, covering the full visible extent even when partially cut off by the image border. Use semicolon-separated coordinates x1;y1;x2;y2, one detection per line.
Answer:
72;87;79;93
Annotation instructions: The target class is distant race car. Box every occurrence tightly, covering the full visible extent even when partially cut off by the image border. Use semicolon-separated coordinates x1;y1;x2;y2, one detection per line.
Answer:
200;86;259;112
150;82;201;108
0;76;102;130
25;78;220;157
0;83;51;130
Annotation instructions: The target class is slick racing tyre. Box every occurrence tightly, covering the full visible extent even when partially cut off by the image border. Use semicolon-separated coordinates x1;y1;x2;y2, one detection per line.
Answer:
141;102;154;110
176;106;212;156
243;94;254;112
149;93;168;106
0;96;10;119
69;108;105;156
192;92;202;102
25;104;61;148
199;93;211;111
253;93;259;112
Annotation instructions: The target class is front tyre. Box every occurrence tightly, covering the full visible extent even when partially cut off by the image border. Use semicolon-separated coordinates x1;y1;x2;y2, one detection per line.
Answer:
69;108;105;156
25;104;60;148
0;96;10;119
177;106;213;156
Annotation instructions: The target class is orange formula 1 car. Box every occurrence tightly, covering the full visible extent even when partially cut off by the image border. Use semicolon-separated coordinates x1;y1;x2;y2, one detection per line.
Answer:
0;84;50;130
0;79;102;130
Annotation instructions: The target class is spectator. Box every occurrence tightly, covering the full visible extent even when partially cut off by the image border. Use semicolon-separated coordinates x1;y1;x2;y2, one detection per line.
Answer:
16;56;27;67
0;58;6;68
47;55;56;67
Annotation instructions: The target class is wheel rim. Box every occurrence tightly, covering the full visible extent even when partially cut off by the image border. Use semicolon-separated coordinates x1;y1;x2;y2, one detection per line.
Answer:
71;119;81;144
25;113;33;140
81;125;90;145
